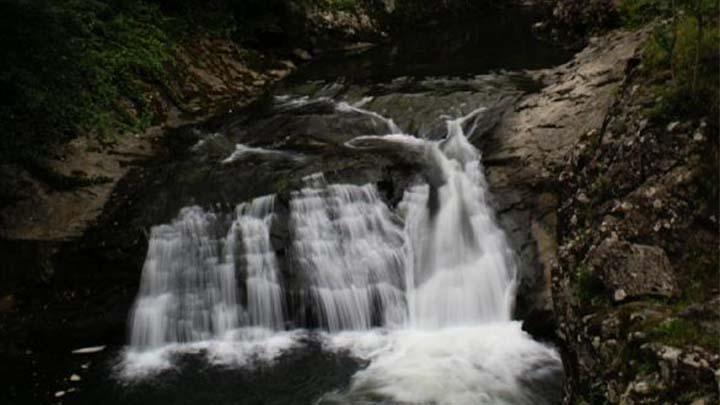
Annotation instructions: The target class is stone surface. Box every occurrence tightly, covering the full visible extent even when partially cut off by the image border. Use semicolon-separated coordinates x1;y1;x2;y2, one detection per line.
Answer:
550;24;719;404
292;48;312;61
587;238;679;300
484;28;648;323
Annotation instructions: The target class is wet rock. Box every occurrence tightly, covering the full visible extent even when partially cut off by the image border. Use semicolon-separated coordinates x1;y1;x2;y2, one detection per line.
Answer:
292;48;312;61
522;308;557;341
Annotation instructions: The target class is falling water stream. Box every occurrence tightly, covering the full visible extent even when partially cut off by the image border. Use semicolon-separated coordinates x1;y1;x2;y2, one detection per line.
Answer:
119;91;564;404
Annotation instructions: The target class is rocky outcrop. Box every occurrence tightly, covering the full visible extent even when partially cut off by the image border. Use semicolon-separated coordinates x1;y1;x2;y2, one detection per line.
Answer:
484;29;648;330
302;0;383;45
487;23;718;403
551;32;719;405
368;0;487;27
587;238;679;302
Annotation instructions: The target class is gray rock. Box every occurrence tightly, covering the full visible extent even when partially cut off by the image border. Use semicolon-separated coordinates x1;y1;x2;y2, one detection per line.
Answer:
588;238;679;299
382;0;396;13
292;48;312;61
666;121;680;132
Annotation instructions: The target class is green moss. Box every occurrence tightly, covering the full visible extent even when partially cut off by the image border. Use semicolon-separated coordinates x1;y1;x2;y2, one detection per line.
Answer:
579;382;612;405
574;265;608;308
273;177;291;193
651;318;720;352
327;0;358;12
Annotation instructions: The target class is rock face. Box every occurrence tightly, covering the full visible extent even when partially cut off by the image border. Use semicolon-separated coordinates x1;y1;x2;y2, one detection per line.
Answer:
550;29;720;405
587;238;679;301
487;24;718;403
483;29;648;329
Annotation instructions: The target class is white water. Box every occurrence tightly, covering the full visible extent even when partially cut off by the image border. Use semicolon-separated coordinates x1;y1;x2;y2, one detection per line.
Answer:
126;196;286;355
128;207;240;349
322;323;561;405
235;196;285;330
222;143;302;164
290;173;407;331
123;98;561;403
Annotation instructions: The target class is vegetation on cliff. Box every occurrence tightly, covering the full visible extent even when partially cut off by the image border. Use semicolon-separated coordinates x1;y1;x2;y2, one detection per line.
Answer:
0;0;376;163
621;0;719;121
0;0;172;161
552;0;719;121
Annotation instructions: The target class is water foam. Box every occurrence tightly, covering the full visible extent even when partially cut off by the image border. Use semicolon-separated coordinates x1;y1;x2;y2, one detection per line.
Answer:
321;323;562;405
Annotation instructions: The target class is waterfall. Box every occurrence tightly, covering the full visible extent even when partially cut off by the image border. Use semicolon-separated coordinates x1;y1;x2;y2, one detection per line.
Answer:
289;173;407;331
129;207;237;349
127;100;517;344
235;195;285;330
407;108;517;327
128;196;284;350
123;98;561;404
342;106;517;328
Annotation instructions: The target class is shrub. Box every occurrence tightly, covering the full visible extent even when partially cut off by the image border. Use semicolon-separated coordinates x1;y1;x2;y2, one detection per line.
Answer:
0;0;174;161
619;0;719;122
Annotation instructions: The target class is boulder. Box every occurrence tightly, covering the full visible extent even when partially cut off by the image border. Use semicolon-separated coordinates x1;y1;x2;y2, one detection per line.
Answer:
587;238;679;301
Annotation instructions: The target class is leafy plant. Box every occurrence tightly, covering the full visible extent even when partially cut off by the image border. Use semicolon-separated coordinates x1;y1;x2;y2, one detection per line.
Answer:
619;0;719;122
0;0;174;161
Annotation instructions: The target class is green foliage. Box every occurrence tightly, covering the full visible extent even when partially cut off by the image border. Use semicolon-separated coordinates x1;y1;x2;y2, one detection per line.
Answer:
646;12;719;120
573;264;608;307
0;0;305;162
328;0;359;12
618;0;719;122
651;318;720;351
0;0;174;161
618;0;672;26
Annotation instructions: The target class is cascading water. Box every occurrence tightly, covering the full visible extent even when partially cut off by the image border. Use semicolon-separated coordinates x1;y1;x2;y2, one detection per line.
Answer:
402;108;517;328
235;195;285;330
125;196;293;376
289;173;407;331
123;95;562;404
319;106;560;404
128;207;239;349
